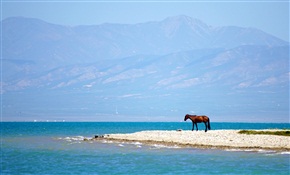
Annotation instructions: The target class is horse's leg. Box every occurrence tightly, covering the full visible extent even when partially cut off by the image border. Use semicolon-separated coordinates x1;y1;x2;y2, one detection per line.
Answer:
208;119;211;130
195;123;198;131
204;122;207;132
192;122;194;131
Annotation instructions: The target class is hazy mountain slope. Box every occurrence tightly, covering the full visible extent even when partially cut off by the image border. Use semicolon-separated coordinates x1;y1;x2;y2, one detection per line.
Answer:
1;16;289;121
2;15;287;64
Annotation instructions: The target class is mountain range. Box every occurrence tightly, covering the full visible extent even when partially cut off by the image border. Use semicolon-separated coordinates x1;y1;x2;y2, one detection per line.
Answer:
1;15;289;122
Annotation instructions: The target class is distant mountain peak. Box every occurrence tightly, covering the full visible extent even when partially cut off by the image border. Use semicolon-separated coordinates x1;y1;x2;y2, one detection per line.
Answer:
165;15;193;21
160;15;210;39
163;15;208;27
166;15;201;22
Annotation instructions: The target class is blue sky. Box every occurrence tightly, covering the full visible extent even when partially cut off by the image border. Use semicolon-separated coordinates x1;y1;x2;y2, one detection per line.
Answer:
1;0;289;41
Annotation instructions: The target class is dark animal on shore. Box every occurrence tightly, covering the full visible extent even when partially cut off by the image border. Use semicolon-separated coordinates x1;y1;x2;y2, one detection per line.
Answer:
184;114;211;132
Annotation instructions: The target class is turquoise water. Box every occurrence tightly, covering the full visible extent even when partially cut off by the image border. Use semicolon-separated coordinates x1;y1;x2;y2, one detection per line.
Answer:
2;122;290;174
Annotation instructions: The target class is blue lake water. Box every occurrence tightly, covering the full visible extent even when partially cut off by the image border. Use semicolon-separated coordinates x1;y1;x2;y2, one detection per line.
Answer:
2;122;290;174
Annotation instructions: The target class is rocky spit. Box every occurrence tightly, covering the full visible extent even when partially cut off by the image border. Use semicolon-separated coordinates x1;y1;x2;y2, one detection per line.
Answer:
90;130;290;151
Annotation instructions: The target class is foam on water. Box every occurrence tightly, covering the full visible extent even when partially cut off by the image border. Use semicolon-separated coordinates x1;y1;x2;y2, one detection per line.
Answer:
132;141;143;145
56;136;92;145
150;144;181;149
225;148;280;154
257;149;276;153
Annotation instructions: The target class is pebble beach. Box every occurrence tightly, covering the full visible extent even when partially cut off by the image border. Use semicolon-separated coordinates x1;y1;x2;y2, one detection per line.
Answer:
104;130;290;151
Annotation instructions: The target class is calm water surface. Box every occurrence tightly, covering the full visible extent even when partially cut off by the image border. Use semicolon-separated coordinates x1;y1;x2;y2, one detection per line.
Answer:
2;122;290;174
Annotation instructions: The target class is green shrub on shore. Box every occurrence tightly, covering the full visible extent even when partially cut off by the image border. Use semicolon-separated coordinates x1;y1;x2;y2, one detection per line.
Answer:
238;130;290;136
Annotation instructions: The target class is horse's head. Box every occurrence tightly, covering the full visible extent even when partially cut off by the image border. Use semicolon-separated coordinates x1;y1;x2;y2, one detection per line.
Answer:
184;114;197;121
184;114;190;121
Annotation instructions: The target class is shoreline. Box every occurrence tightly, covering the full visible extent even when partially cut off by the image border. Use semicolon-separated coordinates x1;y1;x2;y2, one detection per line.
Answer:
94;130;290;151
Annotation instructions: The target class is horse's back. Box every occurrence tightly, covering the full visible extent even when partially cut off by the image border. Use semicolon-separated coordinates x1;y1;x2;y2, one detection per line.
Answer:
200;115;209;121
193;116;206;122
189;115;209;122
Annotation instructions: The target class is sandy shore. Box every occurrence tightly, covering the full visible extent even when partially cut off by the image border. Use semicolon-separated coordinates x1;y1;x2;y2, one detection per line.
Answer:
102;130;290;151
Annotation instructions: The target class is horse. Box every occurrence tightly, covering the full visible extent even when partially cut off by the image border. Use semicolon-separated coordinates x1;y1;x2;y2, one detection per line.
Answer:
184;114;211;132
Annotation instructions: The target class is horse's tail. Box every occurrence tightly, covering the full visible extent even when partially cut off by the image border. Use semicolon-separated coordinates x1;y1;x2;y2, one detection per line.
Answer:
208;118;211;130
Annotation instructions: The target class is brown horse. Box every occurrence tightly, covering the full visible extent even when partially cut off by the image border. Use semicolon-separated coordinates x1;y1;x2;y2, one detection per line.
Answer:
184;114;211;132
